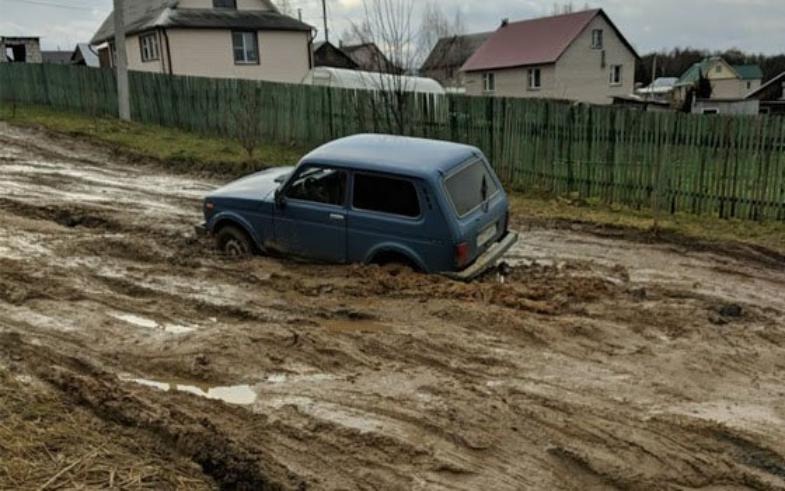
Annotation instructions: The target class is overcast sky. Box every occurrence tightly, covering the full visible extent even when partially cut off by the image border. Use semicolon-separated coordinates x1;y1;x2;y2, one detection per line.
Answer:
1;0;784;55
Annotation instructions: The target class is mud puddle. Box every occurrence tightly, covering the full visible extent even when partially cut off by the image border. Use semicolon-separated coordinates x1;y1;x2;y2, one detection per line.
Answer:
110;312;198;335
123;375;258;405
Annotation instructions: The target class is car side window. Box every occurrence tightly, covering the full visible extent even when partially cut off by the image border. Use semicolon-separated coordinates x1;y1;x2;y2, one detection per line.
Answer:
286;166;347;206
353;173;421;218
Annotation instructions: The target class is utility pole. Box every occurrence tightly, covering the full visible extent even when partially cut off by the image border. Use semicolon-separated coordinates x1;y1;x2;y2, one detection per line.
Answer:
113;0;130;121
651;54;658;86
322;0;329;43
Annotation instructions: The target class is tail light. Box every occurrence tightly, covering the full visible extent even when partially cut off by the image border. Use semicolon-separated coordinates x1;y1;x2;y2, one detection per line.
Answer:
455;242;470;268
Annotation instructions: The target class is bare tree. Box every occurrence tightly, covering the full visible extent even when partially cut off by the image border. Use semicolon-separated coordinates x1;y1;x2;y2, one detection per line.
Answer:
420;2;465;58
348;0;464;134
229;84;264;160
276;0;294;17
348;0;422;134
419;2;466;88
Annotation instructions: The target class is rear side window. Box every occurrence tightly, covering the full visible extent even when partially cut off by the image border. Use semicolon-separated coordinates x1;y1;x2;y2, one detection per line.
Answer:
445;159;500;217
353;174;421;218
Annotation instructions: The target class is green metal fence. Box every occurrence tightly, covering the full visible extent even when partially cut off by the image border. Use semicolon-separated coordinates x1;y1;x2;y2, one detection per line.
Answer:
2;63;784;221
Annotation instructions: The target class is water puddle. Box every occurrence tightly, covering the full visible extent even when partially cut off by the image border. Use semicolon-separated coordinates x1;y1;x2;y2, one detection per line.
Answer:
123;376;257;405
323;319;391;334
109;312;197;335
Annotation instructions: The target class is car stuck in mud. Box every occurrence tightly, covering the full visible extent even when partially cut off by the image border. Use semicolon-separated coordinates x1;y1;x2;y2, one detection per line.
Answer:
199;134;518;280
3;122;785;490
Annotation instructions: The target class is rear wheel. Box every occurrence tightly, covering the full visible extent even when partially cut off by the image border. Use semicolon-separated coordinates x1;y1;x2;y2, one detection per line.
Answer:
371;251;420;273
215;225;254;258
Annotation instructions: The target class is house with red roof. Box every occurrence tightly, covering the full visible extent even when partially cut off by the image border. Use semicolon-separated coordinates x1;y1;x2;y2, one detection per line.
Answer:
461;9;638;105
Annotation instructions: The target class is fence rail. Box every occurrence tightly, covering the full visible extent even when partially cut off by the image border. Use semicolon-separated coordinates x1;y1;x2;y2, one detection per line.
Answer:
1;63;784;221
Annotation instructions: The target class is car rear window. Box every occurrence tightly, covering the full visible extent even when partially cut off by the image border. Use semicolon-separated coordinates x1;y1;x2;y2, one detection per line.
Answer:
353;173;421;218
444;159;500;217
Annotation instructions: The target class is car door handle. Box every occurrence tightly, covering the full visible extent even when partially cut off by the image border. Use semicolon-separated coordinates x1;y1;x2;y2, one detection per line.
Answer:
329;213;345;221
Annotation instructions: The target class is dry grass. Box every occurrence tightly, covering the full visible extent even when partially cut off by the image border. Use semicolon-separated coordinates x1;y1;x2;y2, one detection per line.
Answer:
511;193;785;256
0;369;213;490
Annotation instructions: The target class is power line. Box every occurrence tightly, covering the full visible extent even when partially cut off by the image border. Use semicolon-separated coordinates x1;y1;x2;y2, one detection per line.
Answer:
4;0;106;11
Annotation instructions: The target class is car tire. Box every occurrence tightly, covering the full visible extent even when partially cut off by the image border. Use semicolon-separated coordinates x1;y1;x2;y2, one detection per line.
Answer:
216;226;254;258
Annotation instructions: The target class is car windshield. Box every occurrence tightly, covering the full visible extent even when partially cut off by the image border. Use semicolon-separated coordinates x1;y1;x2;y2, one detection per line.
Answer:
444;159;500;217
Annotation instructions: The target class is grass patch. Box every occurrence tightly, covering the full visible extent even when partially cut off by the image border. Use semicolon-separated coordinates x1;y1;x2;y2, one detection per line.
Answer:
511;193;785;255
0;104;308;177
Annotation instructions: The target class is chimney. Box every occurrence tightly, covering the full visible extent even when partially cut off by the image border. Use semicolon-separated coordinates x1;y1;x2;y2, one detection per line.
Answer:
501;18;509;27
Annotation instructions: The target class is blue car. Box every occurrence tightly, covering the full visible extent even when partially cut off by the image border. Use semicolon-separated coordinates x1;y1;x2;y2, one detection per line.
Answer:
198;134;518;280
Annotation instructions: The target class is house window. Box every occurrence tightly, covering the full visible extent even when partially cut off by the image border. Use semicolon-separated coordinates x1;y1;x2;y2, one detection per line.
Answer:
610;65;623;85
702;108;720;115
747;81;752;90
592;29;603;49
353;174;421;218
233;31;259;64
528;68;541;90
139;33;160;62
715;65;722;73
760;107;771;115
213;0;237;7
482;72;495;93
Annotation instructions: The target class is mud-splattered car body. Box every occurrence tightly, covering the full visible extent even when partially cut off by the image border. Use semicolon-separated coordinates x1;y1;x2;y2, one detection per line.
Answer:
200;134;517;279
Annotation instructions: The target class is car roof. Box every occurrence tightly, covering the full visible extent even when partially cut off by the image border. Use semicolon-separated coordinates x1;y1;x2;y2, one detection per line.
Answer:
300;134;482;179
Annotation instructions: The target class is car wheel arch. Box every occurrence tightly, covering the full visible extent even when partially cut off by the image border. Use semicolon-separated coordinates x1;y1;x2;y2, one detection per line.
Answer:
366;246;427;273
211;214;263;251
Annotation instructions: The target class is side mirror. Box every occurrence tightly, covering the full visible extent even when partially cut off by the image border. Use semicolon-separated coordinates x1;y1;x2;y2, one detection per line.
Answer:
274;188;286;208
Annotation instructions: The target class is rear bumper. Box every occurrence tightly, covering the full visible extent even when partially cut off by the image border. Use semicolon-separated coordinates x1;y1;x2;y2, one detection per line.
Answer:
445;232;519;281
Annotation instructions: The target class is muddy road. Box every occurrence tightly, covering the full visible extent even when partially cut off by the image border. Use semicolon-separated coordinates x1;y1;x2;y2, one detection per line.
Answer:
1;122;785;490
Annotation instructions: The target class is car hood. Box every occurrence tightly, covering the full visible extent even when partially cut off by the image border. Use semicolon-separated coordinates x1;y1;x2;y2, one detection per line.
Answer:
208;166;294;201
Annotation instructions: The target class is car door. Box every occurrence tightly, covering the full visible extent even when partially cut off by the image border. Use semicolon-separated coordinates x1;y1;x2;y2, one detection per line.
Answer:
273;165;348;263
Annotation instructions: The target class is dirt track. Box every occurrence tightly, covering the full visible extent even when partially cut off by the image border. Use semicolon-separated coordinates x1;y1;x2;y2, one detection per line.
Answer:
2;122;785;490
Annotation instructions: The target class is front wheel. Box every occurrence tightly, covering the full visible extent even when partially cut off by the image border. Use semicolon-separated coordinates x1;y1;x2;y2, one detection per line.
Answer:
215;226;254;258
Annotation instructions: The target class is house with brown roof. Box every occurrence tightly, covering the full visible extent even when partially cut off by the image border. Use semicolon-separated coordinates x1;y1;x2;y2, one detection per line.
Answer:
421;32;493;90
91;0;313;83
461;9;638;105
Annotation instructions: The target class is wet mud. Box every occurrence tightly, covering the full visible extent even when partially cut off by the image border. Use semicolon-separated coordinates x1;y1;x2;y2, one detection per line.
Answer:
2;122;785;490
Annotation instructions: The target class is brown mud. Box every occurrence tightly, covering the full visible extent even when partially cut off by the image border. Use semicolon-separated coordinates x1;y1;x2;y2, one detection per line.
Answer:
2;122;785;490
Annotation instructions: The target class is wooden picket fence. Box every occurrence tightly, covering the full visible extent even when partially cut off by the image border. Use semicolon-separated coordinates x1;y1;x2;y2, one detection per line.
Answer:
2;63;785;221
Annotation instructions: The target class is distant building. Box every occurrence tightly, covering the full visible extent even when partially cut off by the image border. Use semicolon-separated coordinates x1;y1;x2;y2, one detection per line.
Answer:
636;77;678;103
421;32;493;90
313;41;358;70
692;98;759;116
41;50;72;65
746;71;785;116
612;94;672;112
91;0;314;83
1;36;42;63
461;9;638;105
340;42;401;74
675;57;763;101
71;43;100;68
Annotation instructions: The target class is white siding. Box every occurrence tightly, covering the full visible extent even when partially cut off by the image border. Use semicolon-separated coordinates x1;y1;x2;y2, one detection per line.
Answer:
166;28;310;83
554;15;636;105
